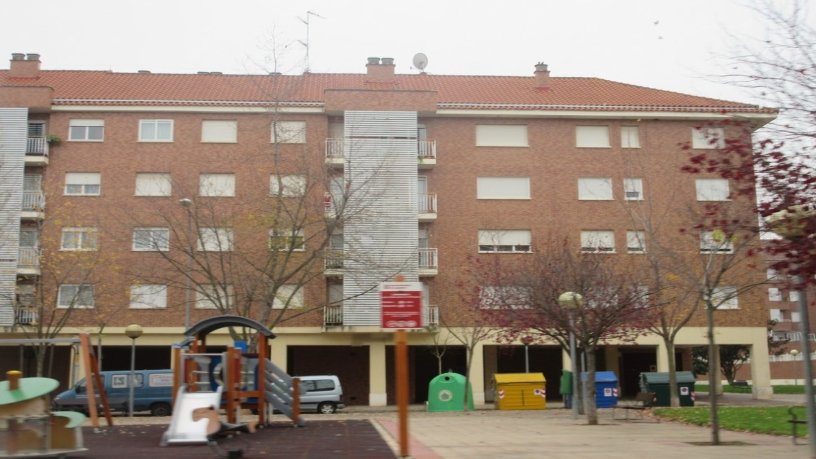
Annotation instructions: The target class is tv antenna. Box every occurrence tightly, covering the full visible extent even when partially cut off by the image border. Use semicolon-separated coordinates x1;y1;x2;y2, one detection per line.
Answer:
298;11;324;72
412;53;428;73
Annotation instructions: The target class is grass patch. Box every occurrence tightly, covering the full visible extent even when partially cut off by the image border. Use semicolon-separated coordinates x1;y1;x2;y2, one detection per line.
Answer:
654;405;806;438
694;384;805;394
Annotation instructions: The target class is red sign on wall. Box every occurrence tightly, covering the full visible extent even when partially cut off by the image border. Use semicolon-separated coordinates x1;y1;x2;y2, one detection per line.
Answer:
380;282;423;329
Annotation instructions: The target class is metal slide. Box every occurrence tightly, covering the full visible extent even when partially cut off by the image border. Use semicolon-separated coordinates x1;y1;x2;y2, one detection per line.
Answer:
160;385;223;446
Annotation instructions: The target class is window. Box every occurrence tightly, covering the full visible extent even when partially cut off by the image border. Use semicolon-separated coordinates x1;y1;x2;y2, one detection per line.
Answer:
479;286;532;309
769;309;782;322
477;177;530;200
64;173;101;196
68;119;104;141
475;125;528;147
199;174;235;197
478;230;532;253
695;178;730;201
691;127;725;149
201;120;237;143
129;284;167;309
133;227;170;251
790;291;802;302
626;231;646;253
700;231;733;253
139;120;173;142
708;286;738;309
621;126;640;148
61;227;97;251
273;284;304;309
766;268;780;281
768;287;782;302
792;311;801;323
269;228;305;251
576;126;610;148
198;228;233;251
271;121;306;143
578;178;613;200
580;230;615;253
623;178;644;200
270;175;306;197
196;284;234;309
135;173;172;196
58;284;94;308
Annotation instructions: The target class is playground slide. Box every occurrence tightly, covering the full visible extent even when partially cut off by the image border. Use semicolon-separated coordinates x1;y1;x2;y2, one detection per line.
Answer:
160;385;223;446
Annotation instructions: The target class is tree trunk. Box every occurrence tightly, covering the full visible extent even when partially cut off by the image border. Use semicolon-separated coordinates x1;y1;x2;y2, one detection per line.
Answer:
665;339;680;407
706;305;721;445
584;348;598;425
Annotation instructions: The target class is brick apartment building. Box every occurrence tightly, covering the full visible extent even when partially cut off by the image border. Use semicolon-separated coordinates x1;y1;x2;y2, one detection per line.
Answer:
1;53;780;404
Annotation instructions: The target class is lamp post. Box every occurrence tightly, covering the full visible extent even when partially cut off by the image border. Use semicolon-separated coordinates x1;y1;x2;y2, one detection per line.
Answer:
125;324;143;418
790;349;800;386
767;206;816;458
521;336;534;373
179;198;193;331
558;292;583;418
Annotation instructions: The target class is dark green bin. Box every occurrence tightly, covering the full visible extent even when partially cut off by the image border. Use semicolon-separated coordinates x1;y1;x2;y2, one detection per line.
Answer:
639;371;695;406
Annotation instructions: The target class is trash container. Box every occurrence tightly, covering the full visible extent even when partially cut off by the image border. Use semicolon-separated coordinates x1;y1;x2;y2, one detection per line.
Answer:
582;371;618;408
427;372;474;412
639;371;695;406
493;373;547;410
559;369;573;409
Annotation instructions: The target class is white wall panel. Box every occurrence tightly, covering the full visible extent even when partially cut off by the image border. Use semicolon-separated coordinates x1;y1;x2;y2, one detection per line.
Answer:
0;108;27;326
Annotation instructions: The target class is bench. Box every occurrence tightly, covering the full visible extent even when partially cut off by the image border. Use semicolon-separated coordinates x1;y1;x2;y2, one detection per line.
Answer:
788;407;807;445
613;392;657;421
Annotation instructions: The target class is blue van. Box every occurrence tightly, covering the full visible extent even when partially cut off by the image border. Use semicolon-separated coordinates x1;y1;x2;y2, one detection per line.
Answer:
53;369;174;416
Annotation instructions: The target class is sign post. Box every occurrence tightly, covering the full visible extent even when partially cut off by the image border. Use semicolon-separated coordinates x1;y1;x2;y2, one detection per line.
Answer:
380;280;422;458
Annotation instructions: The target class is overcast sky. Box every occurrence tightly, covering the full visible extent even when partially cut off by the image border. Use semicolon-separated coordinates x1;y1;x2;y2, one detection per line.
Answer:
2;0;810;105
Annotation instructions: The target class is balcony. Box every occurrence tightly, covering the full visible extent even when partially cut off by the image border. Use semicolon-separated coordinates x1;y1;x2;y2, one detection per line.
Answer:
418;193;437;221
21;191;45;220
25;137;49;165
323;303;438;328
15;308;38;326
418;248;438;277
324;138;437;168
324;250;344;276
17;247;40;276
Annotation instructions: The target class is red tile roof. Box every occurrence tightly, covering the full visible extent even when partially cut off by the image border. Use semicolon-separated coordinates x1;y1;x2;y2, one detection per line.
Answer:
0;70;775;114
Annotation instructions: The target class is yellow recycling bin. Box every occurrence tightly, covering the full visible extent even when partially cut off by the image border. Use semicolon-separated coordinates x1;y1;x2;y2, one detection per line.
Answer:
494;373;547;410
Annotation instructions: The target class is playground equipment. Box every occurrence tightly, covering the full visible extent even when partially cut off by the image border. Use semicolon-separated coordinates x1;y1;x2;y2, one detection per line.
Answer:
0;370;86;457
162;316;303;447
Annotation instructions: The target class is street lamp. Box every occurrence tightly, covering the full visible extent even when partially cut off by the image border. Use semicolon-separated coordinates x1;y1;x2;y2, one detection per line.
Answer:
558;291;583;418
125;324;143;418
767;206;816;457
790;349;800;386
179;198;193;331
521;336;534;373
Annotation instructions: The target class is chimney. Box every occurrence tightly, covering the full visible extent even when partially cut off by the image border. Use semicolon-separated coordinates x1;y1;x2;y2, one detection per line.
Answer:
366;57;396;83
534;62;550;88
9;53;41;78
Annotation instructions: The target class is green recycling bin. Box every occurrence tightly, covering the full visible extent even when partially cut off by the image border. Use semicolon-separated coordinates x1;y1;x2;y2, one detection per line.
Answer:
639;371;695;406
427;372;474;412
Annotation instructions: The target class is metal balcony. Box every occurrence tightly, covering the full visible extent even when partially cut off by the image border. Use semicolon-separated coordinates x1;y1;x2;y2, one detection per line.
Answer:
18;247;40;270
25;137;49;165
323;303;438;328
325;138;437;168
418;248;438;276
21;191;45;220
418;193;437;221
324;248;438;277
15;308;38;325
324;250;344;276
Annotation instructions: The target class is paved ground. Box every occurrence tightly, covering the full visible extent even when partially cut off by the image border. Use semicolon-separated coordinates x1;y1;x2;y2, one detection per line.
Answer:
69;393;809;459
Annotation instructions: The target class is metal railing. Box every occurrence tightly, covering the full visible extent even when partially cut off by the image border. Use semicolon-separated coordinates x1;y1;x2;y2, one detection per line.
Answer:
325;139;345;159
324;304;343;326
417;140;436;160
419;193;437;214
15;308;38;325
22;191;44;211
418;248;438;270
26;137;48;156
324;251;344;270
325;138;437;160
18;247;40;269
424;305;439;327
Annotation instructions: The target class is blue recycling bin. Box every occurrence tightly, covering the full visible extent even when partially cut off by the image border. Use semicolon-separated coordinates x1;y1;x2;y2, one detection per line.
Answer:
581;371;619;408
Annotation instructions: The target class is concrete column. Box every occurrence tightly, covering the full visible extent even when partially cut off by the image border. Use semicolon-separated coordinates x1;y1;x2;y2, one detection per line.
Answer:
269;340;287;370
562;347;572;369
604;346;620;375
369;342;387;406
469;342;486;405
750;334;773;399
483;345;497;402
656;342;670;372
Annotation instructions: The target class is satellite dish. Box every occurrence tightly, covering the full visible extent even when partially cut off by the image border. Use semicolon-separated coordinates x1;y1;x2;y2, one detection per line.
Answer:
413;53;428;71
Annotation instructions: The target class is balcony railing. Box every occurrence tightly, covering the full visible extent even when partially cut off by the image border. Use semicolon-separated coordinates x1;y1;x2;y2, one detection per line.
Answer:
18;247;40;269
324;250;344;270
22;191;44;211
15;308;38;325
26;137;49;156
324;304;343;326
419;193;437;215
324;138;437;161
424;305;439;327
417;140;436;160
418;248;438;270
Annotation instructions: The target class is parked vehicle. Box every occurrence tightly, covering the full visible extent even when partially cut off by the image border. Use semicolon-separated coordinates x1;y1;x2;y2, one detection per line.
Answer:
298;375;344;414
53;369;174;416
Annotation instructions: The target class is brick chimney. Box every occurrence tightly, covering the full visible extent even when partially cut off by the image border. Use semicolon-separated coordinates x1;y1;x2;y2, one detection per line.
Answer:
9;53;41;78
366;57;396;84
534;62;550;88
